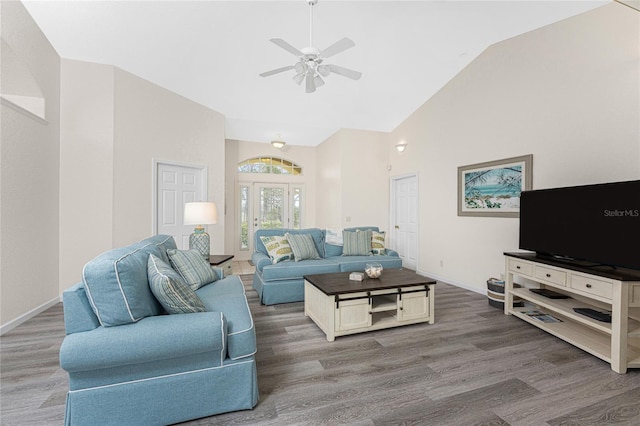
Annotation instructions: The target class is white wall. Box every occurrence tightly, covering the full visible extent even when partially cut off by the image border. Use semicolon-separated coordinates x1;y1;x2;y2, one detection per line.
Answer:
388;3;640;293
1;0;61;329
112;68;226;249
315;131;342;228
59;59;114;291
316;128;390;230
58;62;226;291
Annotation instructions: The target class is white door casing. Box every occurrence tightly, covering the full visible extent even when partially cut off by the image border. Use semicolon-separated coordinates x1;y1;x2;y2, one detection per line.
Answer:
236;182;303;260
154;161;207;249
391;174;419;270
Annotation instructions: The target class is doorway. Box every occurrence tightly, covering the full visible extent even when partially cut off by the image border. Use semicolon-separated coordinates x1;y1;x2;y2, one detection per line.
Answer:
390;173;419;270
154;161;207;249
236;182;303;260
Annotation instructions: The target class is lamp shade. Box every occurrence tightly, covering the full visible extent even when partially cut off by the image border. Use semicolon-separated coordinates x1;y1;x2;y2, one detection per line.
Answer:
183;202;218;225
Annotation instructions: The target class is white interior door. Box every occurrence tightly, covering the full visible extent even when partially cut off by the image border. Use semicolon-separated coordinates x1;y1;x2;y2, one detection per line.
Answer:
392;174;419;270
155;162;207;249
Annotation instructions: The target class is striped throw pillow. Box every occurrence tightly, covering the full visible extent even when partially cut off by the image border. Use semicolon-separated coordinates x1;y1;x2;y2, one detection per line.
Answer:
342;230;372;256
147;254;206;314
167;249;218;290
285;232;321;262
371;231;387;255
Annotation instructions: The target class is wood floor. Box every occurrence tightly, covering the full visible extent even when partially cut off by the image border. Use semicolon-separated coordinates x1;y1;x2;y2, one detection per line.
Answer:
3;275;640;425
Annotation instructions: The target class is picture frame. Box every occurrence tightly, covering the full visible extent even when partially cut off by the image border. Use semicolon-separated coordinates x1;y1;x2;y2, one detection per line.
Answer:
457;154;532;217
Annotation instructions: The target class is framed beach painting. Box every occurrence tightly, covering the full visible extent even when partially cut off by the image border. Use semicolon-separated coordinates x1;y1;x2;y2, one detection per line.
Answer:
458;154;532;217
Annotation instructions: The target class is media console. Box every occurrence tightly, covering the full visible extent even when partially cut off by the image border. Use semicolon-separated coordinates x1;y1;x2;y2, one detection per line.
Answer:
504;252;640;373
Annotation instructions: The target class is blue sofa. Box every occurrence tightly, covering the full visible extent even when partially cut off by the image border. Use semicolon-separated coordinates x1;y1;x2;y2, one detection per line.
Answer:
59;235;258;426
252;227;403;305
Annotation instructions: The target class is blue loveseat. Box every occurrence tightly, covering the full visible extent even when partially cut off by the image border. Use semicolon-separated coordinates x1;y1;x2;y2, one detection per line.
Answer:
59;235;258;425
252;227;403;305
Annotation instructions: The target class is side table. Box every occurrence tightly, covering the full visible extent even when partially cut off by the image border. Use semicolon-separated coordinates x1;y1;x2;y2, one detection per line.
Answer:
209;254;234;277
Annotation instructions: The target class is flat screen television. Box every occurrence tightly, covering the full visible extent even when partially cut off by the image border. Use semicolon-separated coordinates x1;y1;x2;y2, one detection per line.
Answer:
519;180;640;271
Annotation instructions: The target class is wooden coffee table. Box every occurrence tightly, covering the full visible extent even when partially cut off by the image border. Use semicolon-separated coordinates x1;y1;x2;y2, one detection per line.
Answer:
304;269;436;341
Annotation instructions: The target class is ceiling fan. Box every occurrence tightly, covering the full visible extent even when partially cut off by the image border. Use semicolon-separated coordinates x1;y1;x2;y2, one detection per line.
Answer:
259;0;362;93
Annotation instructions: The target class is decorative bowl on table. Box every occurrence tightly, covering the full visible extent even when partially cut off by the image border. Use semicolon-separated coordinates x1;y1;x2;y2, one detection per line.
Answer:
365;263;383;279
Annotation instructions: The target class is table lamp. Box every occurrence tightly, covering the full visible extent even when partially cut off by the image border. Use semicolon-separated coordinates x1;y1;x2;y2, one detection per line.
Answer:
183;202;218;259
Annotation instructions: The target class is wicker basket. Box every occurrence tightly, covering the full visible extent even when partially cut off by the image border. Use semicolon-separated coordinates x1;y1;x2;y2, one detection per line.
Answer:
487;277;523;309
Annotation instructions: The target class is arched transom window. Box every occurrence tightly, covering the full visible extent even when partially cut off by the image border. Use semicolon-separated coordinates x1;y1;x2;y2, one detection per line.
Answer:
237;157;302;175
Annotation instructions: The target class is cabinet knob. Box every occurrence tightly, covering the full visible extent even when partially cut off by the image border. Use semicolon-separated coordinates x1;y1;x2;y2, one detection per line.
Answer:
516;266;521;269
546;273;551;278
586;283;592;288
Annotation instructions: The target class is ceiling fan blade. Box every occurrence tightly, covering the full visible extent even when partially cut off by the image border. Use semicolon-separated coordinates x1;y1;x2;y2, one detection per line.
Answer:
270;38;304;57
328;64;362;80
320;37;355;59
259;65;295;77
305;73;316;93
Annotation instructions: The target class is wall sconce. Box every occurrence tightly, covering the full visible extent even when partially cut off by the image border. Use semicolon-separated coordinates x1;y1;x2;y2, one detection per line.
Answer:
396;142;408;152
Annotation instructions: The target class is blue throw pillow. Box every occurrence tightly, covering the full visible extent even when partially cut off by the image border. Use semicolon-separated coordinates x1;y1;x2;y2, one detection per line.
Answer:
83;242;164;327
342;230;372;256
285;232;321;261
167;249;218;290
148;255;206;314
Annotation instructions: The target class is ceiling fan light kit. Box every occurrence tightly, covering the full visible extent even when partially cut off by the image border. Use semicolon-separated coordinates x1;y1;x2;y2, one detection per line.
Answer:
259;0;362;93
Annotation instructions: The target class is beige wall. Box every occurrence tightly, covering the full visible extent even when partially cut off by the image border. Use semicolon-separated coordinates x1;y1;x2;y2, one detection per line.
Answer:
112;68;226;249
58;63;226;291
315;131;342;228
316;128;390;230
59;59;115;291
388;3;640;293
1;0;61;329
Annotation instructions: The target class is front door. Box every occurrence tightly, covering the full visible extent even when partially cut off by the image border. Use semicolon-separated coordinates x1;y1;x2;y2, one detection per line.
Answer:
236;182;303;260
253;183;290;231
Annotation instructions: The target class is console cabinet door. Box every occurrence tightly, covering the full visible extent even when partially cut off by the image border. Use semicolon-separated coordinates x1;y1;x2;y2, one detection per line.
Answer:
399;291;429;321
335;297;371;331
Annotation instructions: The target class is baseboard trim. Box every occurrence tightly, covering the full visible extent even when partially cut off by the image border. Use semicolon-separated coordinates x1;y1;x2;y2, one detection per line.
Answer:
415;269;486;296
0;296;62;336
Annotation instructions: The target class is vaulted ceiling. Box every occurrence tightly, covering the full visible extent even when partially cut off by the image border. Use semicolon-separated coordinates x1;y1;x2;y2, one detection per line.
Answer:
23;0;609;146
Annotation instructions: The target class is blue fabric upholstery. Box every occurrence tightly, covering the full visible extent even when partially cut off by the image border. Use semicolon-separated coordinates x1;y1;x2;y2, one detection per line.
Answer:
62;283;101;334
252;227;402;305
139;234;177;263
82;237;169;326
196;276;256;360
60;235;258;425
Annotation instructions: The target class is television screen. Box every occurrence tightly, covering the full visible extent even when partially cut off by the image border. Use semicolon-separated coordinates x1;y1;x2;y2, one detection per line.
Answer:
519;180;640;271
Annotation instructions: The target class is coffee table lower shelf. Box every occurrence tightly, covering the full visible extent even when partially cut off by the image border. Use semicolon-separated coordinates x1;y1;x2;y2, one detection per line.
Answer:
304;279;435;342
